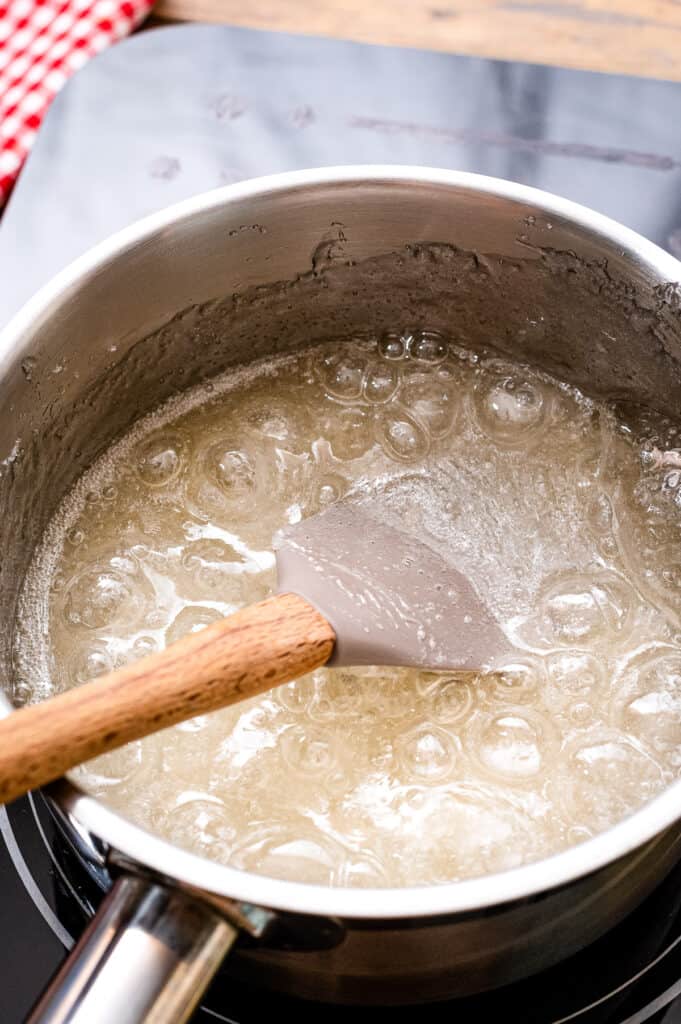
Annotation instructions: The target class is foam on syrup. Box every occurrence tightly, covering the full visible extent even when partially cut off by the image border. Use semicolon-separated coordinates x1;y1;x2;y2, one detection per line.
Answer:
13;331;681;887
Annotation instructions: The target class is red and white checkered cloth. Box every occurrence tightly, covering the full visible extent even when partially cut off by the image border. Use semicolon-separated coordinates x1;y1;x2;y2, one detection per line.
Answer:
0;0;153;206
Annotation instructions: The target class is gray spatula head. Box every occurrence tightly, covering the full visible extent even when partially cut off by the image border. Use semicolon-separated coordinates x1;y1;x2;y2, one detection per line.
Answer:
274;496;510;671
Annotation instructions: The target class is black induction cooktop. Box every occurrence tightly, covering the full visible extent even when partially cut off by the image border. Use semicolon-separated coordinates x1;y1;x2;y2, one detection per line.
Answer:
4;22;681;1024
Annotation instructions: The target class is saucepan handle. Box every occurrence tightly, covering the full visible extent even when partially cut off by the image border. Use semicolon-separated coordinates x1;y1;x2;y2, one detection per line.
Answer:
27;874;237;1024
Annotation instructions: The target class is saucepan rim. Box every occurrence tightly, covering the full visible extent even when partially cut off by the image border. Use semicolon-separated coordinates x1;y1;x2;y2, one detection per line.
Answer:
3;165;681;921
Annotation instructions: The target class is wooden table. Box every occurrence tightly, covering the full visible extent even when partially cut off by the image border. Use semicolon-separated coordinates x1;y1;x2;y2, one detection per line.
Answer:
152;0;681;82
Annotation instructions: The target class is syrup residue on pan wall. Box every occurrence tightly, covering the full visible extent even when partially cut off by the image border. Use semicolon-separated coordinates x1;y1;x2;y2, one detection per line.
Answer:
14;331;681;887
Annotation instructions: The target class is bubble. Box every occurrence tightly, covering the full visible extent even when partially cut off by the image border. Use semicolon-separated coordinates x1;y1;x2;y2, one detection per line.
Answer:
70;645;113;685
569;701;594;725
132;635;158;658
314;474;348;509
487;379;543;427
475;370;546;445
545;651;605;707
377;408;430;462
231;826;341;884
363;361;399;404
66;526;85;547
406;329;448;364
559;730;664;831
395;723;456;781
430;678;473;722
164;797;235;861
165;605;223;646
63;566;143;630
318;350;366;401
135;431;185;487
212;445;256;498
185;439;258;524
280;724;338;775
401;371;457;439
326;405;375;461
469;710;549;782
242;396;310;453
586;491;614;535
535;572;633;648
378;331;405;361
484;658;541;705
611;650;681;765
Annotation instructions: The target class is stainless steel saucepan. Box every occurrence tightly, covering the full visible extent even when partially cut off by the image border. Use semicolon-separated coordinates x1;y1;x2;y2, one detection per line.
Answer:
3;167;681;1022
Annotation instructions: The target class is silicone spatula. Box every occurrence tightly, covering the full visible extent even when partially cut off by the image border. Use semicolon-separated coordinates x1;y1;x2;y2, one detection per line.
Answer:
0;495;508;804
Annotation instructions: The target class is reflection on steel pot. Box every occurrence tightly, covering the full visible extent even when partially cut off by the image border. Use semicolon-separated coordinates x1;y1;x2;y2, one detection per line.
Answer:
2;168;681;1019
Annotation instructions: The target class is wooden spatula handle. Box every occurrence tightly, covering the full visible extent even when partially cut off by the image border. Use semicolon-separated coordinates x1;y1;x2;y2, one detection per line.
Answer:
0;592;335;806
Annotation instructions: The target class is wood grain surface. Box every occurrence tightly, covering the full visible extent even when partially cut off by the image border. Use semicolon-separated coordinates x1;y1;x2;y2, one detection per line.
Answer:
0;592;335;806
151;0;681;82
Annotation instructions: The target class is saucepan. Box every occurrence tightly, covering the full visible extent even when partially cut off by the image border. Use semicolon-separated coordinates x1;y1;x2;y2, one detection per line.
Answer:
3;167;681;1022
